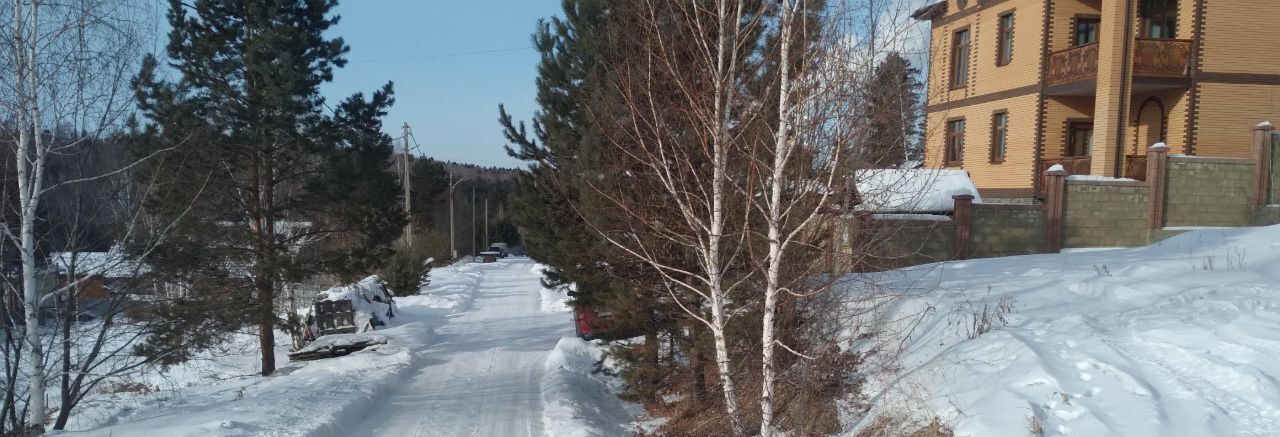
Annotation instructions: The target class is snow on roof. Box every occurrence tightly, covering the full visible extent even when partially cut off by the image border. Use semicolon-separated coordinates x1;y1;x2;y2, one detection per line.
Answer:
911;1;947;20
48;249;147;278
854;169;982;213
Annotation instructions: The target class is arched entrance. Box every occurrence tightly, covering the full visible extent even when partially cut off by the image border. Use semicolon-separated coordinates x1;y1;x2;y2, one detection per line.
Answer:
1133;97;1167;153
1125;97;1166;179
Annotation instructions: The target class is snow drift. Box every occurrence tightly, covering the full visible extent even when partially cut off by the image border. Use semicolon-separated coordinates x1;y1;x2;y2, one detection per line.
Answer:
541;337;637;437
846;226;1280;436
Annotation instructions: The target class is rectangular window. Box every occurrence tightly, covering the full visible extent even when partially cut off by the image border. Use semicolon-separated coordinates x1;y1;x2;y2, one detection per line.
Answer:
951;29;971;88
991;112;1008;162
1141;0;1177;39
946;119;966;165
1067;122;1094;157
997;13;1015;66
1075;17;1100;45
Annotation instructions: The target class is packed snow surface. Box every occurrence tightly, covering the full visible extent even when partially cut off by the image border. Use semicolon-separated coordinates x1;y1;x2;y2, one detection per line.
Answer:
847;226;1280;436
68;257;636;437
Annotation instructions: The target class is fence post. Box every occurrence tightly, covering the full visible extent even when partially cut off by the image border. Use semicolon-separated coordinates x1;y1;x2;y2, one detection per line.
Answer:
1044;166;1068;253
1147;143;1169;229
848;212;874;272
1254;121;1274;206
952;194;974;260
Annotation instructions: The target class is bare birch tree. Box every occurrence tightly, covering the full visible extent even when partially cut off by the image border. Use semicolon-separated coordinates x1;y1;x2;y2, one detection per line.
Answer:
580;1;764;433
0;0;150;430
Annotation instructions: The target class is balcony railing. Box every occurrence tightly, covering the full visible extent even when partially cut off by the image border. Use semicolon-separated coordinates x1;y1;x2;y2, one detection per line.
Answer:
1124;154;1148;181
1039;156;1092;191
1133;38;1192;78
1046;42;1100;87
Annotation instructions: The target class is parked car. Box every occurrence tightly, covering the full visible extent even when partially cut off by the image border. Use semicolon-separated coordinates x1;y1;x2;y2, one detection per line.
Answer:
486;243;508;258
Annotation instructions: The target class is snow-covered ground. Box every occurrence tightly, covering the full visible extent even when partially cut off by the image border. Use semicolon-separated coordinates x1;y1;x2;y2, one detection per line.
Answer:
63;258;637;437
847;226;1280;436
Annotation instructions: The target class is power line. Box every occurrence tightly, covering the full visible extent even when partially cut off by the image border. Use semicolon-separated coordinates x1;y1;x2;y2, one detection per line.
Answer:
349;46;534;64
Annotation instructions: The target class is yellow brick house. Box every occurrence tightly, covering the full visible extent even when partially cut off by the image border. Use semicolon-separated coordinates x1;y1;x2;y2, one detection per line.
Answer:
913;0;1280;198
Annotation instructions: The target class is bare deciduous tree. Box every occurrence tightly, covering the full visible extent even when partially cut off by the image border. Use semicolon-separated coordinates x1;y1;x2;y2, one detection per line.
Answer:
0;0;153;430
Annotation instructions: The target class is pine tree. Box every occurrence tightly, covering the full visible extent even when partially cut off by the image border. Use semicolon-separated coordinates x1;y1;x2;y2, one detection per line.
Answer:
132;0;404;376
498;0;613;303
499;0;677;400
864;52;924;167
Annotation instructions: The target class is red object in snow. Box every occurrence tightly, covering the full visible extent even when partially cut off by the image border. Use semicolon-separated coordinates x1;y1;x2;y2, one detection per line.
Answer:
574;307;608;340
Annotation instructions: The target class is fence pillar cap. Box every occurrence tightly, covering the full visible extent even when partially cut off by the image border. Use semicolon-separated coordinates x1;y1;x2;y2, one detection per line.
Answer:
1148;142;1169;152
1256;121;1274;131
1046;164;1068;176
952;194;975;201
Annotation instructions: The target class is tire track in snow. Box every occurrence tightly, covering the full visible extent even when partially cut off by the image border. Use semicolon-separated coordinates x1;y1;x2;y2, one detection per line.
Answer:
356;258;571;437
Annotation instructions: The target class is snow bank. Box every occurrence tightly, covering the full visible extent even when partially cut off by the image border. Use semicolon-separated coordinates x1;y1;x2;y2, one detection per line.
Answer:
845;226;1280;437
541;338;638;437
541;286;573;313
855;169;981;213
393;262;484;316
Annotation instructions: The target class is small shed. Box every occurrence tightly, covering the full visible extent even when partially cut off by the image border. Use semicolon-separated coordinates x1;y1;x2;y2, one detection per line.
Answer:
853;169;983;213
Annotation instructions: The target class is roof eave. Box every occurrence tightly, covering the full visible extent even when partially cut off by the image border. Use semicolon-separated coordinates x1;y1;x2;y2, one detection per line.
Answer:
911;1;948;21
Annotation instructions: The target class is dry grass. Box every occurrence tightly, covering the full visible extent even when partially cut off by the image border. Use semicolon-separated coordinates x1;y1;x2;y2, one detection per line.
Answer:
96;380;152;395
855;415;954;437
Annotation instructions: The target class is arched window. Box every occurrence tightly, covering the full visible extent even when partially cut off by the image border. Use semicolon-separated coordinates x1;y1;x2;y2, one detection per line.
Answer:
1141;0;1177;39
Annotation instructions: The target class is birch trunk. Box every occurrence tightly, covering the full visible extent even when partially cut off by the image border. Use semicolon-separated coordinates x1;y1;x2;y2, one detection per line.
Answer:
14;0;48;427
760;2;797;435
709;0;745;433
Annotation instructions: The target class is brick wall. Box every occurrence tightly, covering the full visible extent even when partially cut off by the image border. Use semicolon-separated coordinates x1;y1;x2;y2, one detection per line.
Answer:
1272;132;1280;205
970;204;1047;257
1164;157;1255;227
1062;181;1150;247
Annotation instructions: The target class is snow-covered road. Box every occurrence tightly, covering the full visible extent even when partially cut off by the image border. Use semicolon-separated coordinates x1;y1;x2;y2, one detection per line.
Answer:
65;257;640;437
357;258;573;437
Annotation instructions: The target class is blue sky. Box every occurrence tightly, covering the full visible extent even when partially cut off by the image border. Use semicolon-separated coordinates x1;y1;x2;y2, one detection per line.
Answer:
322;0;563;169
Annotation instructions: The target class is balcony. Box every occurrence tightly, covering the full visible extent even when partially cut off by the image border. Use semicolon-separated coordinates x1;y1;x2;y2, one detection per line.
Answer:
1046;43;1100;92
1044;39;1192;96
1132;38;1192;92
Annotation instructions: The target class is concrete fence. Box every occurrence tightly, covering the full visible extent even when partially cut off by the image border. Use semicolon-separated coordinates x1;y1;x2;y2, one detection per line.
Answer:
830;121;1280;273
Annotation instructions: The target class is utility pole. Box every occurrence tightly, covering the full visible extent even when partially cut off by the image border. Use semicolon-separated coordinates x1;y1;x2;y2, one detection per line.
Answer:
447;174;467;260
402;122;412;246
471;184;477;256
484;198;489;249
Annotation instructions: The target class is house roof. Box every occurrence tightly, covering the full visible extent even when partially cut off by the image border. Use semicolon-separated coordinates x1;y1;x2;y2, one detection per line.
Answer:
911;1;948;21
854;169;983;213
48;250;147;278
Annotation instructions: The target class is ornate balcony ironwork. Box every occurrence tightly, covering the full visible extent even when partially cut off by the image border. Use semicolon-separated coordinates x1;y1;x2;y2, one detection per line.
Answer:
1133;38;1192;78
1046;43;1099;87
1039;156;1092;191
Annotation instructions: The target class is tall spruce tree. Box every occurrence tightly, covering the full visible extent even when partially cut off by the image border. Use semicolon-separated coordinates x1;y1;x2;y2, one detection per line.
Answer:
864;52;924;167
132;0;404;376
498;0;612;306
499;0;675;399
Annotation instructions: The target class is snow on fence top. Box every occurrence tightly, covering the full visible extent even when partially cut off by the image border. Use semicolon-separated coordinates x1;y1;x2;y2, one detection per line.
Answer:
854;169;982;213
1066;175;1138;182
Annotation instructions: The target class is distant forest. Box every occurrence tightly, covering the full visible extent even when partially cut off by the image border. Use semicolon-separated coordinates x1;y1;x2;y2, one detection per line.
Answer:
402;156;521;261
